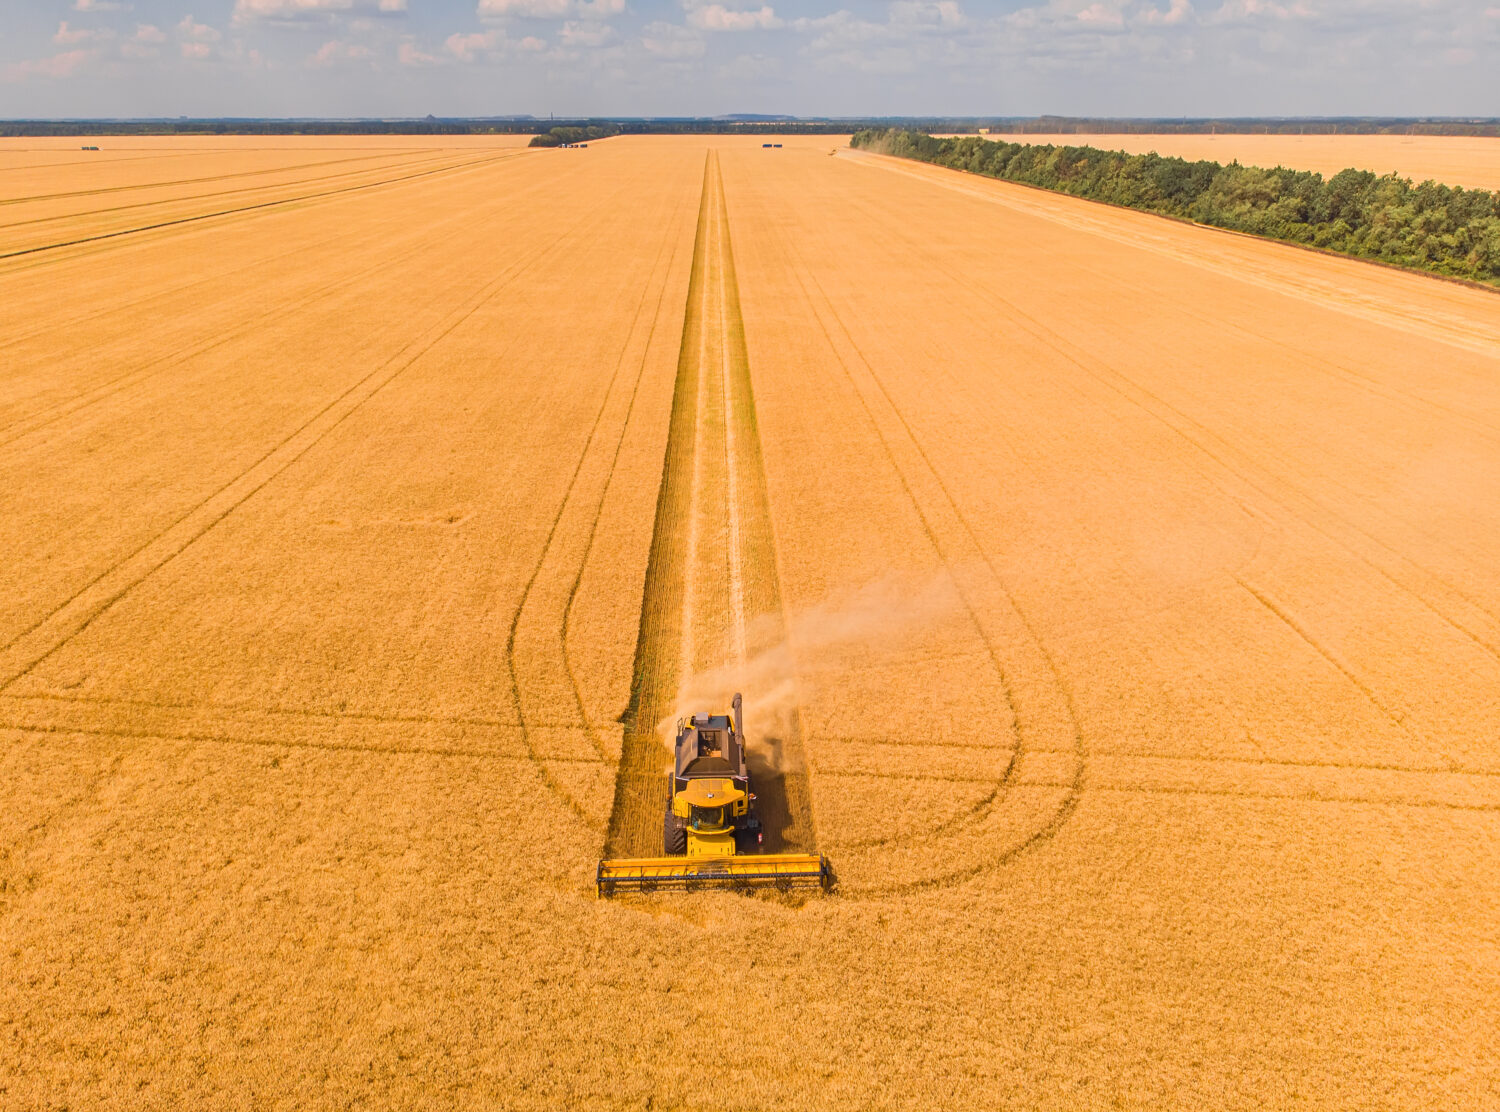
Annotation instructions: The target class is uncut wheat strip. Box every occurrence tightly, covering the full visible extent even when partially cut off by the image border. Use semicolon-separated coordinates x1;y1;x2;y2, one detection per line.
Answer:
0;147;529;261
516;152;699;762
839;148;1500;357
861;181;1500;759
838;202;1500;767
0;201;593;690
798;145;1500;772
0;153;597;648
0;148;563;431
506;154;701;823
720;146;1084;886
0;148;459;233
9;148;698;834
722;140;1500;880
0;147;437;208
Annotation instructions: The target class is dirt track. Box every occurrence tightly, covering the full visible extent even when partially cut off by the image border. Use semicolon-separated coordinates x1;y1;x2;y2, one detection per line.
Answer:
2;135;1498;1109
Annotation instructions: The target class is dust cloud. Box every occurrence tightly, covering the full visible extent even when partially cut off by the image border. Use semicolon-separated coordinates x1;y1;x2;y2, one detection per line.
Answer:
661;572;956;765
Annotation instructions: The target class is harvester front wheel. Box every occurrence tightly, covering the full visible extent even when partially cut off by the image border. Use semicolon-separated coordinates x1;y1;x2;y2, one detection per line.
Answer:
663;811;687;855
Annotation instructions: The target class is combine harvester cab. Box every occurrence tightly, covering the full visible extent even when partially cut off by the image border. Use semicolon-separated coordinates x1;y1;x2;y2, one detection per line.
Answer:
597;693;833;896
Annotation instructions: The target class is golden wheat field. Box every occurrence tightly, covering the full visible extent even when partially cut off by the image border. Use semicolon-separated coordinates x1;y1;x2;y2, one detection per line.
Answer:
2;133;1499;1109
996;132;1500;191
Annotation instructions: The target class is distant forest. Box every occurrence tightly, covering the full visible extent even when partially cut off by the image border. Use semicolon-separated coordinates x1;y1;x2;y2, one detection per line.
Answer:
851;128;1500;288
528;125;620;146
977;117;1500;138
3;116;1499;139
0;118;859;138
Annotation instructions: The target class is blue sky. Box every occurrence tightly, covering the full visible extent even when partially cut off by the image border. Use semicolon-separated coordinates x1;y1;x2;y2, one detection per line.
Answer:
2;0;1495;118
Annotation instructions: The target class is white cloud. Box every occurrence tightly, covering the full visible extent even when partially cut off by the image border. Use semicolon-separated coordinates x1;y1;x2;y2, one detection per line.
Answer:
73;0;131;11
685;3;784;31
54;21;115;45
717;50;779;77
641;19;706;56
398;40;441;64
446;29;502;59
1002;0;1205;32
119;23;166;56
1136;0;1194;24
1;49;95;82
236;0;352;16
177;16;223;42
446;25;550;59
1076;2;1126;26
560;19;615;44
1208;0;1313;21
1005;0;1124;30
310;39;376;64
233;0;407;22
890;1;966;27
173;15;223;60
477;0;624;19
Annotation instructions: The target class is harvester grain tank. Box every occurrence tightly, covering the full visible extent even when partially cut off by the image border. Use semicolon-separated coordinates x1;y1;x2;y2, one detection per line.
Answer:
596;693;833;896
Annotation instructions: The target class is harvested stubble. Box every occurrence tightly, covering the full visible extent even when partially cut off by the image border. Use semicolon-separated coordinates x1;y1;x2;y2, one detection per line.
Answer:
0;134;1497;1110
606;150;815;861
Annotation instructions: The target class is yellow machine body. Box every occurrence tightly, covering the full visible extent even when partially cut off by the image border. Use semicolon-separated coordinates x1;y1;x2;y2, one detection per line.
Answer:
596;695;835;896
670;777;744;856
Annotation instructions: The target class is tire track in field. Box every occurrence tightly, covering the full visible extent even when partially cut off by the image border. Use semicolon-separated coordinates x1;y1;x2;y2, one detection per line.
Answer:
20;687;1496;782
0;215;371;355
557;192;690;766
0;161;564;450
0;148;528;264
840;149;1500;357
839;200;1439;712
817;769;1500;812
893;229;1500;742
745;160;1084;894
603;152;818;861
1017;256;1500;660
831;169;1499;811
502;176;689;832
0;720;606;767
0;232;437;452
1236;579;1440;756
0;206;594;691
0;148;429;207
0;150;460;234
844;154;1500;671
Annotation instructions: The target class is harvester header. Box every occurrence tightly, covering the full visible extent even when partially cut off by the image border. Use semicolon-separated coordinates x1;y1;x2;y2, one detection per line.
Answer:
597;693;833;897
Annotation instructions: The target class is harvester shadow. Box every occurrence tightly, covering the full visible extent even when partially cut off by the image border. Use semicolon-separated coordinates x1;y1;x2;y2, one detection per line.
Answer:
746;732;814;856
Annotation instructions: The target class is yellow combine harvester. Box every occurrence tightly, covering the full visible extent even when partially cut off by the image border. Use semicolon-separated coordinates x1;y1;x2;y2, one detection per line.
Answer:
597;693;833;896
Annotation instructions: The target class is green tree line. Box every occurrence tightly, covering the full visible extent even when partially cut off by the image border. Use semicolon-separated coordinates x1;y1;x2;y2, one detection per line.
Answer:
851;128;1500;287
528;125;621;147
